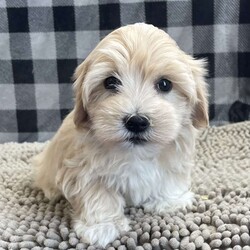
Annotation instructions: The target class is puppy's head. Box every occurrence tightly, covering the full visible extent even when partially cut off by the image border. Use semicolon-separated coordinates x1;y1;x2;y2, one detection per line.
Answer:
73;23;208;149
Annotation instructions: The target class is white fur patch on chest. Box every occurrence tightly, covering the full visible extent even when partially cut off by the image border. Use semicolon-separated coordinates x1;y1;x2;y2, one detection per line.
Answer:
102;155;162;206
124;158;161;206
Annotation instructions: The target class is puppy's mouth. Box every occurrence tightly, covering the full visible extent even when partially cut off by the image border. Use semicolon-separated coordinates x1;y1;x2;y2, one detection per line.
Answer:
126;136;148;145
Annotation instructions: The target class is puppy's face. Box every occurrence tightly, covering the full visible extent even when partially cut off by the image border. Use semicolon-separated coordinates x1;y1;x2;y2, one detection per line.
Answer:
73;24;208;150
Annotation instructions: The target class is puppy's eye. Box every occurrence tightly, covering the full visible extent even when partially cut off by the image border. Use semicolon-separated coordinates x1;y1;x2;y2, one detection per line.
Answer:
104;76;122;92
156;78;172;92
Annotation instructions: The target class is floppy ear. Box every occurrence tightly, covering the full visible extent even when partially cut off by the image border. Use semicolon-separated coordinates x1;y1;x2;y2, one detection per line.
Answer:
72;61;89;128
190;58;209;128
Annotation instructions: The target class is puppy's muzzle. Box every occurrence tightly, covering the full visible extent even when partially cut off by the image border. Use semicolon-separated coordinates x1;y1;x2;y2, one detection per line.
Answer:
123;115;150;133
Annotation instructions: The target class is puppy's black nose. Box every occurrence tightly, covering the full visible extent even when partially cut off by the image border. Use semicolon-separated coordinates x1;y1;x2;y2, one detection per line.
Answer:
124;115;150;133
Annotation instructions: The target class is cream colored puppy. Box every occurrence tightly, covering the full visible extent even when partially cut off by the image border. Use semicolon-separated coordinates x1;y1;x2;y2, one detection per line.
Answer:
34;23;208;247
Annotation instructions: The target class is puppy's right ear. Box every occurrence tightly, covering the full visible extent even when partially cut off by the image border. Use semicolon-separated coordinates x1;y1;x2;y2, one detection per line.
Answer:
73;61;88;128
190;58;209;128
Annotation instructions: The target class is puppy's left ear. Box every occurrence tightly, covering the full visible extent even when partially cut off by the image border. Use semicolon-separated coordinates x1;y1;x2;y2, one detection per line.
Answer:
190;58;209;128
73;61;89;128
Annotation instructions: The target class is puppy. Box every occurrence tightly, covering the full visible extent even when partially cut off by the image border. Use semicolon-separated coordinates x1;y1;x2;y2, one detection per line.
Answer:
34;23;208;247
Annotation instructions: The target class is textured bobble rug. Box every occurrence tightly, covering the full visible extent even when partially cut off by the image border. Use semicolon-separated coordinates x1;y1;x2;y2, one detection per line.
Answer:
0;122;250;250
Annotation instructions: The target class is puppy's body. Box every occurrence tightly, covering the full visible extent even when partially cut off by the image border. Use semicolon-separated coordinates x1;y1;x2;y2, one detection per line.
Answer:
34;23;208;247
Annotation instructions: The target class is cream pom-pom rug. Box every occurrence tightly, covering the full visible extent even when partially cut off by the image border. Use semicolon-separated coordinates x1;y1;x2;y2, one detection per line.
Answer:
0;122;249;250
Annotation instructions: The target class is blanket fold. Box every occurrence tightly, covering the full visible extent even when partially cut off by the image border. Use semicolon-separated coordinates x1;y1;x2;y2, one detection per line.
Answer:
0;122;249;249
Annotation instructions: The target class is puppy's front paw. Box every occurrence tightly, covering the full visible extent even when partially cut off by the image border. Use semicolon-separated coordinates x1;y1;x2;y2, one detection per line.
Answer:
74;218;130;248
143;191;194;215
43;188;61;200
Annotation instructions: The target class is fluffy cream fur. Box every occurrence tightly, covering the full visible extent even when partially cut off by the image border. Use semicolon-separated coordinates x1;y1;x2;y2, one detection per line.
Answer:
34;23;208;247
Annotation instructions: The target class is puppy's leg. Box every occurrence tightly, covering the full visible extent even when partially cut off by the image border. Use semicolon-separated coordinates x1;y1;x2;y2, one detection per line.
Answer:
143;191;194;215
142;169;194;214
34;112;76;199
70;182;130;247
33;145;62;199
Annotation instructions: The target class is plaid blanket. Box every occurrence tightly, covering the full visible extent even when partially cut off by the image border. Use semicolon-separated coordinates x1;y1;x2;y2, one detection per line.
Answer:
0;0;249;142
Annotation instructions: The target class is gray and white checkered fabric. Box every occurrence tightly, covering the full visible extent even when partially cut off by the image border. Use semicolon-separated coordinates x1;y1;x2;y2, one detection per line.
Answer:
0;0;249;142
